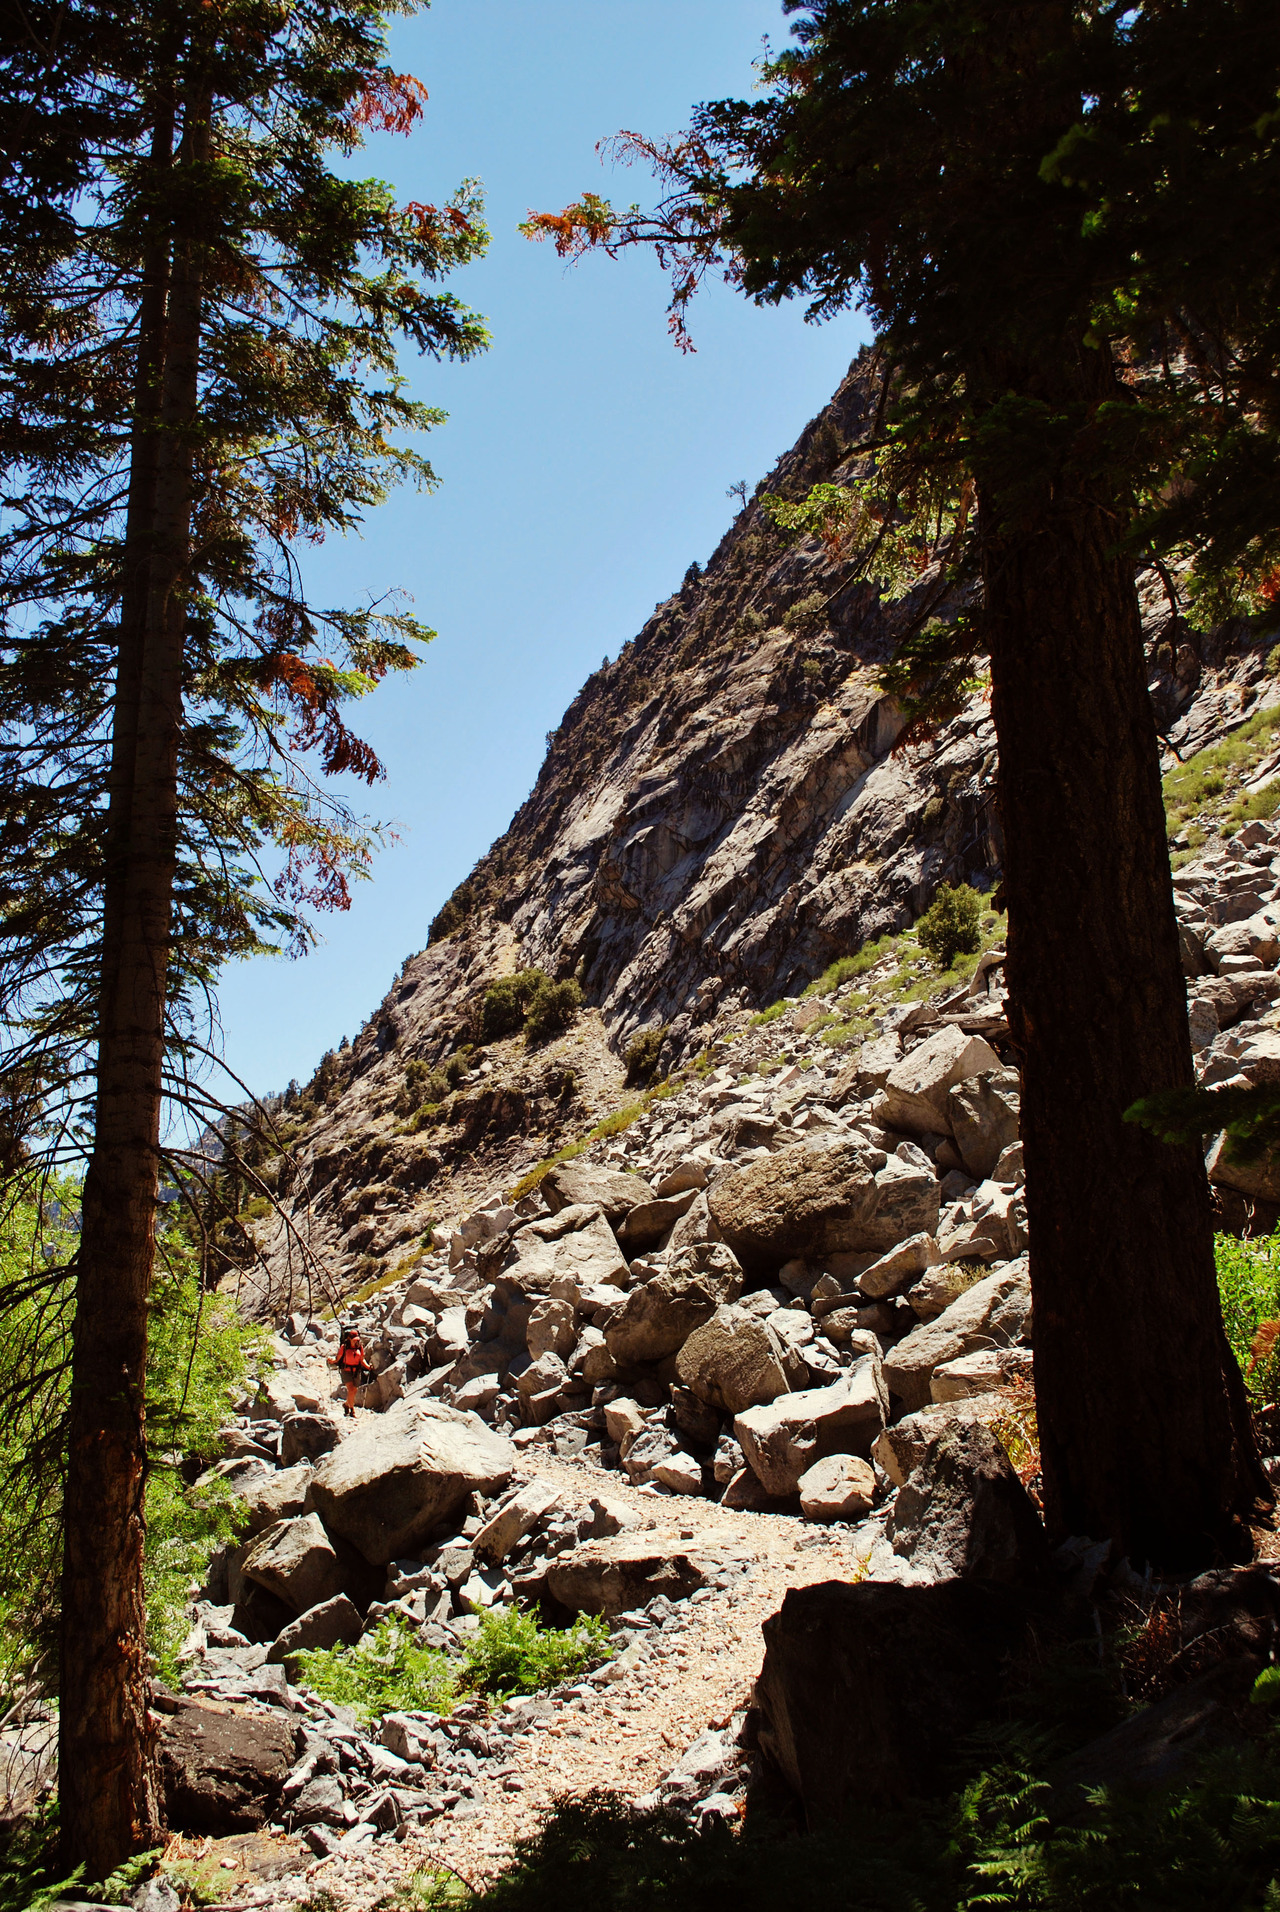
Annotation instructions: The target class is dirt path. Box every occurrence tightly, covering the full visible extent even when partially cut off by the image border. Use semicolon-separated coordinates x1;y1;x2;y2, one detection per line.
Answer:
296;1456;869;1908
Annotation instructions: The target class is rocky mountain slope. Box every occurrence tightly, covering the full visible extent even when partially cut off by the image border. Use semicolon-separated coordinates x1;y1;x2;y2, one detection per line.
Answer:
245;348;1280;1311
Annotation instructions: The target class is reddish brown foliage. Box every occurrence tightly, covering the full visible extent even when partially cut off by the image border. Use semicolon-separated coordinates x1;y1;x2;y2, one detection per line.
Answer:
404;201;475;243
347;71;428;136
1250;1317;1280;1372
268;652;383;784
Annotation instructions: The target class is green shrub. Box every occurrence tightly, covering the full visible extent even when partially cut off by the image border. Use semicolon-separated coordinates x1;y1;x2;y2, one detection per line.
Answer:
802;935;905;997
482;971;583;1046
0;1801;160;1912
292;1610;611;1721
373;1871;472;1912
292;1619;457;1721
481;969;548;1042
623;1026;667;1087
428;880;477;946
523;977;583;1045
801;657;823;679
916;882;983;969
461;1607;611;1698
1216;1229;1280;1406
819;1016;876;1048
1163;702;1280;836
0;1187;264;1695
783;590;829;636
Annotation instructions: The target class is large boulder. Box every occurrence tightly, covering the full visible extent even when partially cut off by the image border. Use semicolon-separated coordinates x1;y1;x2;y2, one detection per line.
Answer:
526;1297;577;1360
158;1700;296;1834
229;1462;312;1539
604;1242;744;1365
872;1396;1010;1487
752;1580;1053;1820
734;1357;888;1496
674;1304;795;1415
797;1453;876;1523
831;1033;902;1103
541;1162;656;1223
308;1399;514;1565
875;1027;1003;1137
488;1206;629;1298
1206;1130;1280;1204
1207;909;1280;971
936;1180;1027;1262
281;1412;338;1469
883;1261;1031;1412
708;1140;882;1271
858;1232;941;1300
239;1513;345;1616
710;1140;940;1270
617;1189;701;1252
946;1069;1020;1182
858;1157;940;1253
885;1421;1047;1584
267;1592;362;1669
545;1535;745;1616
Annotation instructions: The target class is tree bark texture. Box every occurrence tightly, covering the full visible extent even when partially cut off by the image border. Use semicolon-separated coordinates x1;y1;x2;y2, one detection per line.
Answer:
980;348;1268;1572
59;85;208;1879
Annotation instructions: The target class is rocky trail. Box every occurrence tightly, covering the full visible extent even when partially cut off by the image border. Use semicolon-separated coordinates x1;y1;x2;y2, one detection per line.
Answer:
15;814;1280;1909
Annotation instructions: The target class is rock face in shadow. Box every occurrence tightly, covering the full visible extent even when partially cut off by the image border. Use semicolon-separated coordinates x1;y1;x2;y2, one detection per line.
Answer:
158;1700;296;1833
751;1580;1054;1822
886;1421;1048;1584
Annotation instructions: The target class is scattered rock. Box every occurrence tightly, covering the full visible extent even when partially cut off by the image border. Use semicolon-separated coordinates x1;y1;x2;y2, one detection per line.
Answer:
856;1232;942;1300
883;1262;1032;1412
735;1357;889;1496
545;1536;728;1616
267;1593;362;1668
945;1069;1021;1182
875;1028;1003;1137
797;1453;876;1523
605;1243;744;1365
472;1478;563;1562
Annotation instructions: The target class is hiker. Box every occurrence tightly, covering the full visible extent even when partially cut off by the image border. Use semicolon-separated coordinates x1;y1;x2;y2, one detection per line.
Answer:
332;1324;366;1417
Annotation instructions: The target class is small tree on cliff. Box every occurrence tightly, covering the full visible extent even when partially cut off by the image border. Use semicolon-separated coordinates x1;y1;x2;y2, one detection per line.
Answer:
525;0;1280;1567
0;0;486;1873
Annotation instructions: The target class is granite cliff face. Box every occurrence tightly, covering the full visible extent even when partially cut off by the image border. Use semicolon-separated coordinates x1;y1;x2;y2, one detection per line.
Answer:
249;353;1277;1306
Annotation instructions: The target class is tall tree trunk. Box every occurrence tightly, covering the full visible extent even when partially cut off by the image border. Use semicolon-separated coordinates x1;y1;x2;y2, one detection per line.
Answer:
59;83;208;1879
979;345;1269;1571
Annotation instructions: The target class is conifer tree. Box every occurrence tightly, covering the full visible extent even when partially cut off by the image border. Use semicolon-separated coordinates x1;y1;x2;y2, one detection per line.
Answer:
526;0;1280;1568
0;0;486;1872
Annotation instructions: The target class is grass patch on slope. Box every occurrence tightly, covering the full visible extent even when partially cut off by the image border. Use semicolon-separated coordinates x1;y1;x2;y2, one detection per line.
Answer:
1164;701;1280;846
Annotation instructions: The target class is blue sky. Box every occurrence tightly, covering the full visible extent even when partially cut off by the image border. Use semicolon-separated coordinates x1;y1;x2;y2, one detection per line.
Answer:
214;0;868;1098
